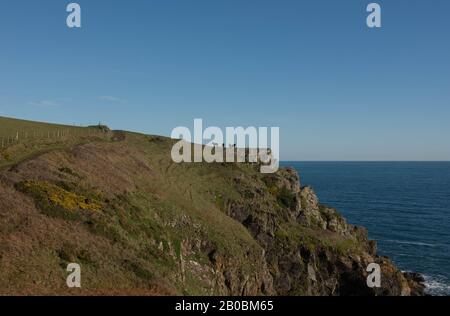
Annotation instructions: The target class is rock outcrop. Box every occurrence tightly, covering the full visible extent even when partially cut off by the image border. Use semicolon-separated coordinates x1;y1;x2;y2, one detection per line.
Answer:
0;132;424;295
225;167;424;295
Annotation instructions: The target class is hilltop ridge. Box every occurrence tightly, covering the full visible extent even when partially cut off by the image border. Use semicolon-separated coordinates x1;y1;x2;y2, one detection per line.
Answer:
0;116;424;295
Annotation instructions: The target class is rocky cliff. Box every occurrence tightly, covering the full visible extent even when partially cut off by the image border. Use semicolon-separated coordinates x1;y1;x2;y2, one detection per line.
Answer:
0;130;424;295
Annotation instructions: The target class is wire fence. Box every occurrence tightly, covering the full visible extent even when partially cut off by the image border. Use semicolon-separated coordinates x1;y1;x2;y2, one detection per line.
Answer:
0;127;109;150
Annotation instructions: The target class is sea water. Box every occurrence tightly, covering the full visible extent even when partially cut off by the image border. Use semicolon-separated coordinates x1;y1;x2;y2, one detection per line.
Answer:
282;162;450;296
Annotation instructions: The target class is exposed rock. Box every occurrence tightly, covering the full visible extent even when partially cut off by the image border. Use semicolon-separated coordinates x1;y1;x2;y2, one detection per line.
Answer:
0;131;425;296
226;167;425;296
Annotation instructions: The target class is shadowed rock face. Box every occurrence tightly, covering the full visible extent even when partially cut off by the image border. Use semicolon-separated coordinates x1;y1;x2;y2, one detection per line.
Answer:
0;131;424;296
226;168;424;296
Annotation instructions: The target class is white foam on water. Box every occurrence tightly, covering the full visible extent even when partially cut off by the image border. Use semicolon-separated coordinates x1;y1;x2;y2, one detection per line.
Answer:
423;275;450;296
381;239;437;247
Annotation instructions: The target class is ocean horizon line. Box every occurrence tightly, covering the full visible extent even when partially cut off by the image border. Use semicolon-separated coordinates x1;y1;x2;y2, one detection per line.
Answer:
281;161;450;163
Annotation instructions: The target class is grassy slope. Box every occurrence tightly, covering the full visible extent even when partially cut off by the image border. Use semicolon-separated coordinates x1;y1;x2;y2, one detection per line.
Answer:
0;116;81;134
0;116;414;296
0;117;270;295
0;116;108;169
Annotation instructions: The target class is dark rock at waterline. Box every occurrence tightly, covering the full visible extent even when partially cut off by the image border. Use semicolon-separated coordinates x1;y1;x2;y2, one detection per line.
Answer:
403;272;426;296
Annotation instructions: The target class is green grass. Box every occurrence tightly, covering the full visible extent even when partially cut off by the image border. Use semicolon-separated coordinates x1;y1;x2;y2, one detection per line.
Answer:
275;222;361;256
0;116;110;169
0;115;375;296
0;116;88;139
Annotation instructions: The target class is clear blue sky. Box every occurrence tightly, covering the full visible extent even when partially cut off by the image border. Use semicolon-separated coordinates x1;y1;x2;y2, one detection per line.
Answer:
0;0;449;160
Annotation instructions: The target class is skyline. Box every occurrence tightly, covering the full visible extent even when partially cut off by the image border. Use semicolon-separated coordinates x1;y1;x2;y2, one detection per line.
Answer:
1;0;449;161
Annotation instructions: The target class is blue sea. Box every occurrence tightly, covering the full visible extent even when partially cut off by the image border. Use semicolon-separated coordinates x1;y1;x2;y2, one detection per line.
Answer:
281;162;450;296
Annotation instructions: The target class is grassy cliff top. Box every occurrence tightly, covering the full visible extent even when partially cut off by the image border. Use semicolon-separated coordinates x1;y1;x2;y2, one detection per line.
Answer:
0;116;110;169
0;116;423;296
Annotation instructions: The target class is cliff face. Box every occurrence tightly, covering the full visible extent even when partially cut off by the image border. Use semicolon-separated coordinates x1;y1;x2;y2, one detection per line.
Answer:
0;131;424;295
226;168;424;296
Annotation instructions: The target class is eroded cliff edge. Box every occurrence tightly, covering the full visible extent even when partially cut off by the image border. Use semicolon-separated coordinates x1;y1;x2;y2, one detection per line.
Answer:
0;132;424;295
225;168;425;296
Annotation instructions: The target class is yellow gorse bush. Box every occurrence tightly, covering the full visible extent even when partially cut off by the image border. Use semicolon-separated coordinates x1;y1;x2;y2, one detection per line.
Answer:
21;180;102;212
